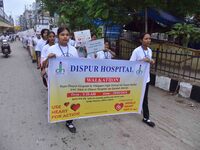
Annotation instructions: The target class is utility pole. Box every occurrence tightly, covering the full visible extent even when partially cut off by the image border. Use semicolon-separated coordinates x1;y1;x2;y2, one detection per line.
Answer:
41;1;44;25
145;7;148;33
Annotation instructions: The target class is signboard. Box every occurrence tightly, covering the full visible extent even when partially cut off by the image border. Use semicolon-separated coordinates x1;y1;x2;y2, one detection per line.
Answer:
52;27;58;35
48;57;148;123
35;24;50;34
74;29;91;46
85;39;104;54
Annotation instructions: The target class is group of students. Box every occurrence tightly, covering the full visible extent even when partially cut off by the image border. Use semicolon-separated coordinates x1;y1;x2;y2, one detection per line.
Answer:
31;26;155;133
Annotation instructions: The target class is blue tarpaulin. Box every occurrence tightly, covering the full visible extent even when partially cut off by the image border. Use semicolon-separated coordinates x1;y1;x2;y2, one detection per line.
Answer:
140;8;183;26
92;19;122;39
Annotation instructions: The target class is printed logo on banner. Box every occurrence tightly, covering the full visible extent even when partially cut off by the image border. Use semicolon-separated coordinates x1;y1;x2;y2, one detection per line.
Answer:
55;62;65;74
136;65;143;75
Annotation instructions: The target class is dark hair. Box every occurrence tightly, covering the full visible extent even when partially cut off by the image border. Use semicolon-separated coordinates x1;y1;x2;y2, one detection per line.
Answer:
91;33;96;37
104;39;111;46
139;32;150;40
46;31;55;44
41;29;49;38
57;27;70;36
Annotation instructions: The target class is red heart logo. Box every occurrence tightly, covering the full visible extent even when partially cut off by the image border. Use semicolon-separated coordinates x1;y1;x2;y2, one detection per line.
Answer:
64;102;69;107
114;103;123;111
71;104;80;111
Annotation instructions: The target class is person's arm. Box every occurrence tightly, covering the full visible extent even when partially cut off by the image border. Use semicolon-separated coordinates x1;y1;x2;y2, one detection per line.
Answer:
47;53;56;59
42;53;56;68
107;49;116;58
150;59;155;64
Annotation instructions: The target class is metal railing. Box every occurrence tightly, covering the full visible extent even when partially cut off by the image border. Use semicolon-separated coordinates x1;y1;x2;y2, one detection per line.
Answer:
114;38;200;82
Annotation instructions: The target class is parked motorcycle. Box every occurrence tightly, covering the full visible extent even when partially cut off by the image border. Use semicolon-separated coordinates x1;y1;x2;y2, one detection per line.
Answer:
1;40;11;57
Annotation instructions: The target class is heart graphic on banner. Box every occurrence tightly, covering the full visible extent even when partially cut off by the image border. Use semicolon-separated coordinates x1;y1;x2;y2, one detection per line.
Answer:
71;104;80;111
64;102;70;107
114;103;124;111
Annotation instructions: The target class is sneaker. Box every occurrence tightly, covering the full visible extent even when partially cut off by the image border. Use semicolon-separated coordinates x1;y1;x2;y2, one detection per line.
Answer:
143;118;155;127
66;122;76;133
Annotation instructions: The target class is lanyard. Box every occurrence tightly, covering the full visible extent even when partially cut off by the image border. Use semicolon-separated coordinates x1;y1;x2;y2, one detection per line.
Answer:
104;51;109;59
141;46;149;58
59;44;69;57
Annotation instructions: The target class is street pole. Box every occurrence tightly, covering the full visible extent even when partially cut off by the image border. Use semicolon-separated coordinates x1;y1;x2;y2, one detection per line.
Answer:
145;7;148;33
41;1;44;25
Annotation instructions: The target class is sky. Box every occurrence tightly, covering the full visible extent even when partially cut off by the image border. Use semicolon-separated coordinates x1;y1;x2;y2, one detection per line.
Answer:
4;0;35;22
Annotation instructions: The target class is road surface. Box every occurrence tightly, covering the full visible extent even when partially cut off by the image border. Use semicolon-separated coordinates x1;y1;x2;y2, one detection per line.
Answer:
0;41;199;150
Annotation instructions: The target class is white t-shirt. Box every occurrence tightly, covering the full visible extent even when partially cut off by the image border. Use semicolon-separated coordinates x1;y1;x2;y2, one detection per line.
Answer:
96;50;113;59
28;37;33;47
47;43;79;58
41;44;51;64
87;53;96;59
32;37;39;48
0;35;8;41
129;46;152;83
35;38;47;52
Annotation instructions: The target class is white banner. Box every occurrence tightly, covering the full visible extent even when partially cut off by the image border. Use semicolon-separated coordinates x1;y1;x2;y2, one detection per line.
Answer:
74;30;91;46
48;58;148;123
85;39;104;54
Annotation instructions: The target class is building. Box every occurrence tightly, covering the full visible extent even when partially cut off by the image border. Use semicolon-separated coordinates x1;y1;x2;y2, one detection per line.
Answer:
19;0;51;31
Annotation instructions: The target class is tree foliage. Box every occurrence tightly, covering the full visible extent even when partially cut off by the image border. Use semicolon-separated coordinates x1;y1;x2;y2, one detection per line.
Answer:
41;0;200;31
167;23;200;47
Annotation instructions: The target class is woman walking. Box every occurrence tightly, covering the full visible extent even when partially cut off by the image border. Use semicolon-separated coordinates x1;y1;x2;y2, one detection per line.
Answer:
47;27;79;133
130;33;155;127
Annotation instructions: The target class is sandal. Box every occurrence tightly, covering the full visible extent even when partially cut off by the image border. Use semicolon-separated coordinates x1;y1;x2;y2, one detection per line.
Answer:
143;118;155;127
66;122;76;133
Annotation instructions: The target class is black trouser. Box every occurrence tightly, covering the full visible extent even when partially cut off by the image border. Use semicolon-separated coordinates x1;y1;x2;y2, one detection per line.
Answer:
143;83;149;119
66;120;73;124
35;51;41;66
42;76;47;87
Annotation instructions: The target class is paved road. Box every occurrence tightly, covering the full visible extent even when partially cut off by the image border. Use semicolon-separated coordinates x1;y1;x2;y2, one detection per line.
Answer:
0;41;200;150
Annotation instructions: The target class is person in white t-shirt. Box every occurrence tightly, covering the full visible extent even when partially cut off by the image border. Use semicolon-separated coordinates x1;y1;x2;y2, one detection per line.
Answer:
27;36;33;56
41;31;56;66
0;34;9;41
47;27;79;133
96;40;116;59
32;35;40;49
130;33;155;128
35;29;49;69
41;31;56;88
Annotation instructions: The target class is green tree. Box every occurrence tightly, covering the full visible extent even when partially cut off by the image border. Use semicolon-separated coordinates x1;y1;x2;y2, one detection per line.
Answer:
167;23;200;47
41;0;200;32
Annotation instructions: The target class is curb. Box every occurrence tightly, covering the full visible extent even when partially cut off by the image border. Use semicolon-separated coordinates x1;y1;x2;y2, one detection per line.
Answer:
150;73;200;102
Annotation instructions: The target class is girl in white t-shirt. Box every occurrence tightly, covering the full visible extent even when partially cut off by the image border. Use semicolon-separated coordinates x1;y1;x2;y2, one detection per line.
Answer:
35;29;49;69
41;31;56;87
41;31;56;66
96;40;116;59
47;27;79;133
130;33;155;127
